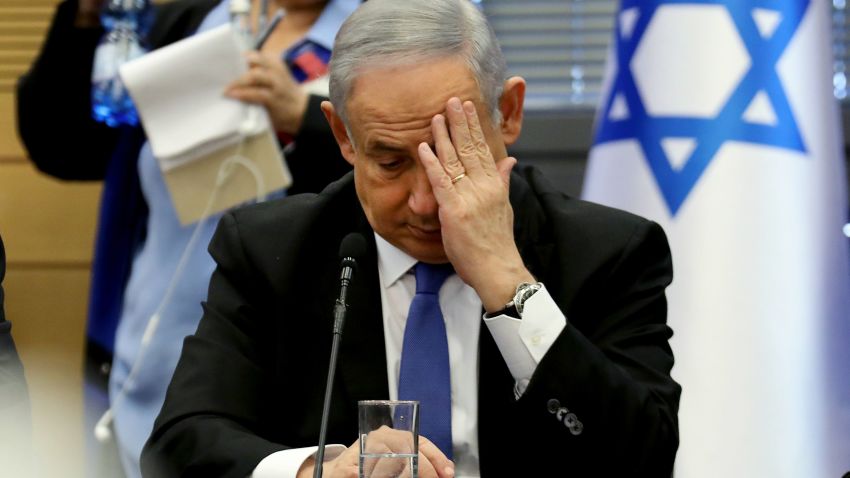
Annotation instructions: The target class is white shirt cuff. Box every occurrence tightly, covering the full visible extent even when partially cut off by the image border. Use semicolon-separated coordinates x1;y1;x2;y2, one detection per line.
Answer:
251;445;347;478
483;285;566;397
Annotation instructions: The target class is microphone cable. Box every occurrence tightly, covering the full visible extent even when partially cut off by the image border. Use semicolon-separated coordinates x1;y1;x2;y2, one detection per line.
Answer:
95;125;269;443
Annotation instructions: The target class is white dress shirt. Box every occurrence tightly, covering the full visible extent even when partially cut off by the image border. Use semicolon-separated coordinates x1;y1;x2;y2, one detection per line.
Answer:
253;234;568;478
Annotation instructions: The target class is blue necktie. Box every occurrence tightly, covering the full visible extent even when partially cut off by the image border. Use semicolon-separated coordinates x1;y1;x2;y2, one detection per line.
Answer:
398;263;454;459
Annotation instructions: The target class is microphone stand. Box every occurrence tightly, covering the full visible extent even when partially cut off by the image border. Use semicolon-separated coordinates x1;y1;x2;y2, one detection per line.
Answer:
314;259;355;478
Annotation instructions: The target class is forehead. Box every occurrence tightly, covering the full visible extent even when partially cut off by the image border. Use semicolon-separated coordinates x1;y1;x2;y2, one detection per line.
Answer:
345;57;485;143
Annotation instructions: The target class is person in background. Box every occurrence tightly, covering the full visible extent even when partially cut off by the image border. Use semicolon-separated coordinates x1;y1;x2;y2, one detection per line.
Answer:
0;233;33;477
15;0;357;477
143;1;680;477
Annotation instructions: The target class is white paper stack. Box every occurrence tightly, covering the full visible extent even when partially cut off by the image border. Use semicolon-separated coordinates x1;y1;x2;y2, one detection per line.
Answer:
119;24;290;224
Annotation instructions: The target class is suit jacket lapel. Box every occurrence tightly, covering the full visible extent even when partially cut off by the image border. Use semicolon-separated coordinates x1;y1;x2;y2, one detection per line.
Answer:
337;212;390;405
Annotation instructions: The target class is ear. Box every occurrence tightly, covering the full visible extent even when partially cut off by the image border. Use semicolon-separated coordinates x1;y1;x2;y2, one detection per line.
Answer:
498;77;526;146
321;100;357;166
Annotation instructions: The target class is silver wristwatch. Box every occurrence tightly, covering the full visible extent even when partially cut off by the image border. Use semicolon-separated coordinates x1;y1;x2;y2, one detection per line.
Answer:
504;282;543;317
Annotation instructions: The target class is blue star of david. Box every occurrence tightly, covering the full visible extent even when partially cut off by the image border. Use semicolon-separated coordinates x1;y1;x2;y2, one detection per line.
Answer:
594;0;809;215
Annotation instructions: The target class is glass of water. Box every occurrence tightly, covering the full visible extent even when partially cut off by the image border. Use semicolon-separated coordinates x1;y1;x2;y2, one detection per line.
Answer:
358;400;419;478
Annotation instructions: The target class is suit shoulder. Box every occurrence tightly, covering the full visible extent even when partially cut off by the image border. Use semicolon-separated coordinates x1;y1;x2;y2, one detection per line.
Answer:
518;165;663;243
515;167;672;317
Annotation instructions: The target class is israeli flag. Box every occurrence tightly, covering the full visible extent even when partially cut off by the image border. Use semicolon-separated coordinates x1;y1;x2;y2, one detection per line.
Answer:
583;0;850;475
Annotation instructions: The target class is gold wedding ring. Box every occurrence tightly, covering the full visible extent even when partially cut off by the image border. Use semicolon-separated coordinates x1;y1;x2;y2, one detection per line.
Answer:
451;173;467;184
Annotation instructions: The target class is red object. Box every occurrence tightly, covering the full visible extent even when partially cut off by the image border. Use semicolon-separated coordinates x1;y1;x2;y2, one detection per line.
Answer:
293;51;328;81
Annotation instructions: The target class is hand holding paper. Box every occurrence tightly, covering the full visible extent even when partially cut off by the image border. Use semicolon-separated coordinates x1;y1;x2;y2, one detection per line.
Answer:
119;24;291;225
225;50;309;135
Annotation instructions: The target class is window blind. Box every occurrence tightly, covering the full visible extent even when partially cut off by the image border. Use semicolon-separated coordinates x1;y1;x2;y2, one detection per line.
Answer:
485;0;850;111
0;1;54;93
482;0;618;110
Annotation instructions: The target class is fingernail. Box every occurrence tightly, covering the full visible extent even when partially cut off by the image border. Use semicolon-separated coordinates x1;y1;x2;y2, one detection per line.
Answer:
450;98;462;111
444;465;455;477
463;101;475;114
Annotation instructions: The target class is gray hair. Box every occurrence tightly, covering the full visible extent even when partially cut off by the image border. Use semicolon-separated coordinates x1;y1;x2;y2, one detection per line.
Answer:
328;0;507;126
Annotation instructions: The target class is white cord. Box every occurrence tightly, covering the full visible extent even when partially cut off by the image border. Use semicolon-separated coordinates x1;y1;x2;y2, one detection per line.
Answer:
95;132;268;442
93;408;114;443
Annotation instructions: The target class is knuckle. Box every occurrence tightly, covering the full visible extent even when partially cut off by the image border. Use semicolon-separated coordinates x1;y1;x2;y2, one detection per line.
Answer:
438;174;453;189
475;138;490;155
459;142;477;157
445;157;462;171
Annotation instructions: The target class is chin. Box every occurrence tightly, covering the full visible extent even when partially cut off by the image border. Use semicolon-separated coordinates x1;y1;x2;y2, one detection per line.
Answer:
404;241;449;265
378;228;450;264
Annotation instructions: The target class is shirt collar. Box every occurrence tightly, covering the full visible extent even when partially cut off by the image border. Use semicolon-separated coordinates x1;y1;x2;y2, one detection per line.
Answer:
374;233;418;289
303;0;360;51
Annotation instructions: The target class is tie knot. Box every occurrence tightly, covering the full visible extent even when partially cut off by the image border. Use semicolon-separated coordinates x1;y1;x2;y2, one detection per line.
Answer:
414;263;454;294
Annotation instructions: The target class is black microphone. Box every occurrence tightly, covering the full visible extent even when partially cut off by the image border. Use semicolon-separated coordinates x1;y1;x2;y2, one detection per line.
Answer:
314;233;367;478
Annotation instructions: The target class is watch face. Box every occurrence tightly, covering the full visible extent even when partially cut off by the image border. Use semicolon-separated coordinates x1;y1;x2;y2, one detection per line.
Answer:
515;283;542;315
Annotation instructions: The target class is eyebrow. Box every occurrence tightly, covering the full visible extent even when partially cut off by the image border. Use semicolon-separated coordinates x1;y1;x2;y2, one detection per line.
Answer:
365;140;409;154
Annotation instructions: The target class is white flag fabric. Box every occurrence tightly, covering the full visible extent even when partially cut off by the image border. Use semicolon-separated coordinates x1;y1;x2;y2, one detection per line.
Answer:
583;0;850;476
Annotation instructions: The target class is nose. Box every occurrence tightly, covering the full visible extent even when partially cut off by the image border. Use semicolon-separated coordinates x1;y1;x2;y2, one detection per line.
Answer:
407;164;439;218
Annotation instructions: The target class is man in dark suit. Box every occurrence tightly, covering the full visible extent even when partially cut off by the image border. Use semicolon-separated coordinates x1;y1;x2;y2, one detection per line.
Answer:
0;233;33;476
143;1;681;476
